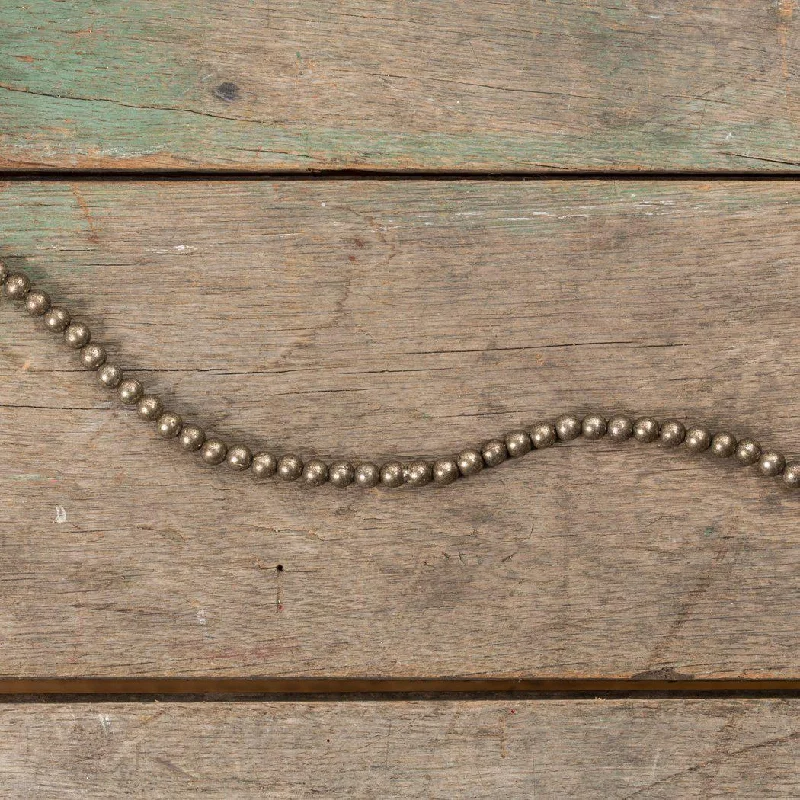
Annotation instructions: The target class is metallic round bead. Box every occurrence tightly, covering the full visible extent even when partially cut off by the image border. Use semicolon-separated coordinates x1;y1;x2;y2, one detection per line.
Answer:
64;322;91;349
97;363;123;389
380;461;405;488
80;343;107;370
136;395;163;421
710;432;737;458
555;414;582;442
433;458;459;485
607;416;634;442
783;463;800;489
684;427;711;453
758;451;786;478
505;430;532;458
24;290;51;317
354;462;380;488
456;448;484;477
252;452;278;479
405;460;433;486
582;414;607;440
735;439;761;467
481;439;508;467
531;422;557;449
3;273;31;302
329;461;355;488
227;445;253;471
302;459;329;486
156;412;182;439
43;307;71;333
659;420;686;447
633;417;660;443
179;424;206;452
201;438;228;465
277;454;303;481
118;378;144;405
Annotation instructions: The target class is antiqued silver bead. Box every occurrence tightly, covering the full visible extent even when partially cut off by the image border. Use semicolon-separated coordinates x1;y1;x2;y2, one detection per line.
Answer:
64;322;91;349
633;417;660;443
136;395;163;421
405;460;433;486
156;412;182;439
659;420;686;447
329;461;355;488
380;461;405;488
784;463;800;489
80;344;107;370
354;462;380;488
758;451;786;477
457;448;484;477
505;430;531;458
481;439;508;467
608;416;634;442
43;307;71;333
179;424;206;452
227;445;253;470
118;378;144;405
3;273;31;302
582;414;607;440
433;458;459;485
531;422;557;449
302;459;329;486
97;364;123;389
555;414;582;442
710;432;737;458
277;454;303;481
201;438;228;465
252;451;278;479
25;290;51;317
684;427;711;453
735;439;761;466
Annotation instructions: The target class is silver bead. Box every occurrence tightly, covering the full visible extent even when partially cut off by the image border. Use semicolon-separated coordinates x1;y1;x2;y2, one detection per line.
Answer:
80;344;107;370
505;430;531;458
659;420;686;447
329;461;355;488
277;454;303;481
179;424;206;452
405;460;433;486
136;395;163;421
433;458;459;485
607;416;634;442
531;422;557;449
227;445;252;470
3;273;31;302
555;414;582;442
481;439;508;466
119;379;144;405
710;432;737;458
43;307;71;333
156;412;182;439
302;459;329;486
25;290;51;317
201;439;228;465
380;461;405;488
735;439;761;466
64;322;91;349
457;448;484;477
582;414;607;440
633;417;660;443
354;463;380;488
252;451;278;479
97;364;123;389
784;463;800;489
684;427;711;453
758;451;786;477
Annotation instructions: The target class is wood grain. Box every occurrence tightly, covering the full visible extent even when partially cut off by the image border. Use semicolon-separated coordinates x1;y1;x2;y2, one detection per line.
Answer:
0;699;796;798
0;179;797;679
0;1;798;172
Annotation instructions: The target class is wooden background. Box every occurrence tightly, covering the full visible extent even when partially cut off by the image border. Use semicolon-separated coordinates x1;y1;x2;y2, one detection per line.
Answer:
0;1;798;797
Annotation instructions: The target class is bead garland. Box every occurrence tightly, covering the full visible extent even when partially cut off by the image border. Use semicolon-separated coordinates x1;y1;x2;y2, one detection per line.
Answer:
1;264;798;491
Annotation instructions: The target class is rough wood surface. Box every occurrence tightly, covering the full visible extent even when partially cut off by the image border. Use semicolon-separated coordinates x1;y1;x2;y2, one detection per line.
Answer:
0;699;796;798
0;179;798;678
1;1;798;172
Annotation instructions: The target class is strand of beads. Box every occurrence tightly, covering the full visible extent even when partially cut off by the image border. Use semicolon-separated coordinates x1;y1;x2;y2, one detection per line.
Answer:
1;265;798;490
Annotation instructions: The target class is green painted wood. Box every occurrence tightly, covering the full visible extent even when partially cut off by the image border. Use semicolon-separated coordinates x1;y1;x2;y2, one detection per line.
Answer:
0;1;797;172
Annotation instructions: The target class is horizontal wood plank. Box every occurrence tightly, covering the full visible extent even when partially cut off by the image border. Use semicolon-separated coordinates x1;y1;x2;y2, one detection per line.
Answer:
0;179;798;679
0;1;798;172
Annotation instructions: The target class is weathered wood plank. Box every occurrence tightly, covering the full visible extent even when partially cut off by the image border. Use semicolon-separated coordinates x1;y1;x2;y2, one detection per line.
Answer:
0;699;796;798
0;1;798;172
0;180;797;678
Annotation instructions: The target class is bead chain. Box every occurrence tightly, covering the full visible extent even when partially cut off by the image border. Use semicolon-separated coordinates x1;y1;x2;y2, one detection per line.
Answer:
1;265;798;491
